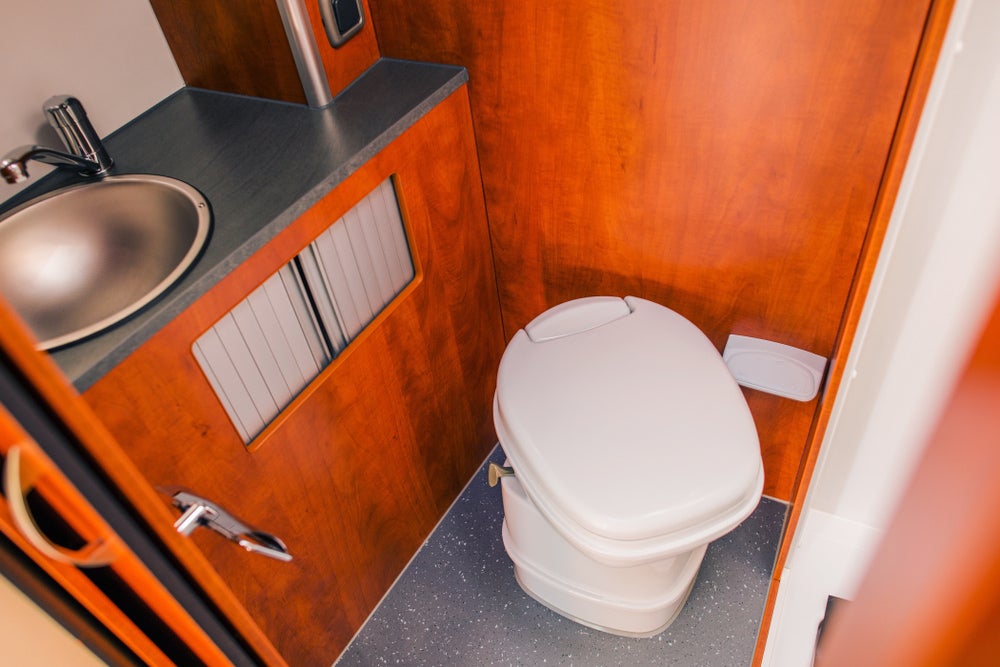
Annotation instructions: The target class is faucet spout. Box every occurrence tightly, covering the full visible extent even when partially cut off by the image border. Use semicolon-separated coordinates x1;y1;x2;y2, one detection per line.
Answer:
1;145;104;184
1;96;112;185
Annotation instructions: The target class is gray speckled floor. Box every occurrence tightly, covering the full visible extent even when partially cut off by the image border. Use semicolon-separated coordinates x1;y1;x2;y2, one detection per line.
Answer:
336;446;786;666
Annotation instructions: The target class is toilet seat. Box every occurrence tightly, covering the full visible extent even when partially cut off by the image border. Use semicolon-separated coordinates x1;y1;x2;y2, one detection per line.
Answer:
494;296;764;566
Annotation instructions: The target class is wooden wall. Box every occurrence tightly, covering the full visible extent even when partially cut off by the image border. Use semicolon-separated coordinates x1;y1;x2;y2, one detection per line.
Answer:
369;0;933;499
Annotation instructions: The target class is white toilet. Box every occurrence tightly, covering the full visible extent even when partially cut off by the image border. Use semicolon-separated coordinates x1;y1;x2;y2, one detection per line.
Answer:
492;295;764;637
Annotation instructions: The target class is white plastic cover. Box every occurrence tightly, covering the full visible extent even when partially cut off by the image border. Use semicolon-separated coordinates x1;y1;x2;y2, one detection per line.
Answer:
722;334;827;401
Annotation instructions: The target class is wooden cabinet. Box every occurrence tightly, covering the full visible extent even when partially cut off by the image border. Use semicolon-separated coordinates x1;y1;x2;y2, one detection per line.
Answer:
149;0;380;104
82;84;504;666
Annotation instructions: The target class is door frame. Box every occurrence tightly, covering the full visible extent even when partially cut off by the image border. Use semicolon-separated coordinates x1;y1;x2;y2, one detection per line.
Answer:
0;302;272;665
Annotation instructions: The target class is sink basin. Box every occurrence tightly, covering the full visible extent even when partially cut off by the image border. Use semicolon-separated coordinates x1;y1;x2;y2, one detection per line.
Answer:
0;174;211;350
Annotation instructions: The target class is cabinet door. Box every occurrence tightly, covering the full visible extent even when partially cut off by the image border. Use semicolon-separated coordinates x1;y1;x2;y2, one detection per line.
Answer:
83;85;505;666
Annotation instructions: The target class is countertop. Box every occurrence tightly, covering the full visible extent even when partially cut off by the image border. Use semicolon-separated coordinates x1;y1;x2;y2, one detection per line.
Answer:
0;59;468;392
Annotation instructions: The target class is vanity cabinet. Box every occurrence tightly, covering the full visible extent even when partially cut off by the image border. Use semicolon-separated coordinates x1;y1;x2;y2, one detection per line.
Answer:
81;83;504;666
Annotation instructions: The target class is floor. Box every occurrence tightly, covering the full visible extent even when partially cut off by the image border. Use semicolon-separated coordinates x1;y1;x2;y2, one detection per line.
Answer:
336;446;786;667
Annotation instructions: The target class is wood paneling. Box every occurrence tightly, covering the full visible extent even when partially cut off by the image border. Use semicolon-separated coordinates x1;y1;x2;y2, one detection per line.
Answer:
150;0;305;103
369;0;932;499
150;0;380;103
84;86;504;666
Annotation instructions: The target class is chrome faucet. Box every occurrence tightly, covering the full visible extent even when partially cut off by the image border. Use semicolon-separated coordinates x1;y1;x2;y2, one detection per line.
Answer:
1;96;113;184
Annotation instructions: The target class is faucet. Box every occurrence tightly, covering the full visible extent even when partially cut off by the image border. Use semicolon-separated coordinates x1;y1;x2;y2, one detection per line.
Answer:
1;96;113;184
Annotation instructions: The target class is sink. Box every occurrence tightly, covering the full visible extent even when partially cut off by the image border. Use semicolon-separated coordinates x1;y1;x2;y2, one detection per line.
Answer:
0;174;211;350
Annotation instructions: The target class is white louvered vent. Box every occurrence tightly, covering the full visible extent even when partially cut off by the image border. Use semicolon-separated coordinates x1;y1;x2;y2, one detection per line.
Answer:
297;179;414;349
193;178;413;444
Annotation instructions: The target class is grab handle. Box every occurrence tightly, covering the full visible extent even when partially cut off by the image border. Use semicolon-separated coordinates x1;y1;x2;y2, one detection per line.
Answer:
3;444;116;567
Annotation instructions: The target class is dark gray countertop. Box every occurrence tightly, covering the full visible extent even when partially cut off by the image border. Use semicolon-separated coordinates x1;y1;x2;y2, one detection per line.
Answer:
1;59;467;391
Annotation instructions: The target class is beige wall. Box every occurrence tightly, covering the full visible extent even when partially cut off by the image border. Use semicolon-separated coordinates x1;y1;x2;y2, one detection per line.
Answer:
0;1;182;197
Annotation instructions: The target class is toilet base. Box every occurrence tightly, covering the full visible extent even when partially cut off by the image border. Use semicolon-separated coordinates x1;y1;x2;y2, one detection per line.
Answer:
500;475;708;637
505;522;703;637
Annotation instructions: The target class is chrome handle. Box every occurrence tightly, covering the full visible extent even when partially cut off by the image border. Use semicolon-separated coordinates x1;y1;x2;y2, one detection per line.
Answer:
163;489;292;562
173;501;218;536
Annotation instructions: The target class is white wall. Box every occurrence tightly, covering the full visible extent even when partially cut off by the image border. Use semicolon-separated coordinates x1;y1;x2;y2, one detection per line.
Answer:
808;0;1000;538
0;1;182;198
764;0;1000;663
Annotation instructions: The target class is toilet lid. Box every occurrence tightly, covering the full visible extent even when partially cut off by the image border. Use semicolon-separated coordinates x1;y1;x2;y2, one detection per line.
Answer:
494;296;763;554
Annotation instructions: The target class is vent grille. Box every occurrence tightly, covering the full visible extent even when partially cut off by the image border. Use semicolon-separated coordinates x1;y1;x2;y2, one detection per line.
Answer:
193;178;413;443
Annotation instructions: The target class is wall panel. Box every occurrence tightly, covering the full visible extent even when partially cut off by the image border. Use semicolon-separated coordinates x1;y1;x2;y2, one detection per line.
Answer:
369;0;932;499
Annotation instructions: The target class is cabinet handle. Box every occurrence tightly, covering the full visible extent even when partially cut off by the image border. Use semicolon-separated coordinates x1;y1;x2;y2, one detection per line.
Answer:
3;444;116;568
165;489;292;563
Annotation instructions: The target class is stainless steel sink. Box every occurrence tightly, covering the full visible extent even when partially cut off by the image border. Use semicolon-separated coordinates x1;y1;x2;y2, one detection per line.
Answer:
0;174;211;350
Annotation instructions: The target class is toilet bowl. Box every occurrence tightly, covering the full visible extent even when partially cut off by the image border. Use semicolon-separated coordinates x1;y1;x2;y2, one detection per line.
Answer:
493;295;764;637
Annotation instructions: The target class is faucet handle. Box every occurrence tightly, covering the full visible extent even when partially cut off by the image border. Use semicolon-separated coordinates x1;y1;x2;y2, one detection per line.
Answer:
43;96;112;174
0;147;33;183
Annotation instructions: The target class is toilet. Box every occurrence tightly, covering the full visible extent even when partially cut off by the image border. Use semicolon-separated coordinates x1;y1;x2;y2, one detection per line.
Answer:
492;295;764;637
